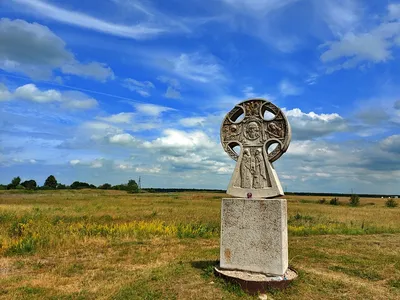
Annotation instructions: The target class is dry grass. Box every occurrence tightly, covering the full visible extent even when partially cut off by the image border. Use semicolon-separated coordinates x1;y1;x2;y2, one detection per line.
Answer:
0;190;399;299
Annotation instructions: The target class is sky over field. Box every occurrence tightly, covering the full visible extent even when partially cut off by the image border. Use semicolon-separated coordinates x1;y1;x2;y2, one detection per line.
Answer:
0;0;399;194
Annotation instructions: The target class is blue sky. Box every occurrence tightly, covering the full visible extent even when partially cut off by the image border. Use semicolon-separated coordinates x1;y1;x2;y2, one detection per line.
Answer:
0;0;399;194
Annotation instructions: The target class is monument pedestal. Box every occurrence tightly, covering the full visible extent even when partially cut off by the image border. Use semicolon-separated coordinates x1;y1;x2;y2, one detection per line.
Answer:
216;198;296;294
219;198;288;275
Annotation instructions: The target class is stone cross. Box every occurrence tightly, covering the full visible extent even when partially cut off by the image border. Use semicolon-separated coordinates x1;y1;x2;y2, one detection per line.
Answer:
216;99;294;282
220;99;291;198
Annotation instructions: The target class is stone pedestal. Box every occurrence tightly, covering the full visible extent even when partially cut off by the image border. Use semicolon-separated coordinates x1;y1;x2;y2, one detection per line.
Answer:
219;198;288;276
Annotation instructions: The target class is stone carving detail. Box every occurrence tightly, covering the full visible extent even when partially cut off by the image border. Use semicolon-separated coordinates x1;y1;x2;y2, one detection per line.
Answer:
220;99;291;198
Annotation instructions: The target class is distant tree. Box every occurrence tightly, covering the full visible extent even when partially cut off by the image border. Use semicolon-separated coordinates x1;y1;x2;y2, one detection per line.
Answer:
0;184;6;190
89;184;97;189
8;176;21;189
349;194;360;207
21;180;37;190
127;179;139;193
99;183;112;190
44;175;58;189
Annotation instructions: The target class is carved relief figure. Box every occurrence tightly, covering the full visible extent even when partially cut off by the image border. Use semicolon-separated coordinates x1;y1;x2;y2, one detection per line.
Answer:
267;122;282;139
245;122;260;140
253;148;267;188
240;149;252;188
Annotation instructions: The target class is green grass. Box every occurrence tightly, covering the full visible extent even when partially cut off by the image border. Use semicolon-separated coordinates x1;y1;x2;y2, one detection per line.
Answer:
0;190;399;299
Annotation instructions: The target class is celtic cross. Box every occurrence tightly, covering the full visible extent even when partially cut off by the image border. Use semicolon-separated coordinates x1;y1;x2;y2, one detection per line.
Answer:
220;99;291;198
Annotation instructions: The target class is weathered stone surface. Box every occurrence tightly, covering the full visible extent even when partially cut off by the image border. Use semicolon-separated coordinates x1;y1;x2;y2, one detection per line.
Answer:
220;198;288;276
220;99;291;198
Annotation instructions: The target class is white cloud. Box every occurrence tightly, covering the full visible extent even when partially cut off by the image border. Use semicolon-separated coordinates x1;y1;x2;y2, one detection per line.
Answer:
284;108;347;140
157;76;181;99
108;133;137;145
69;159;80;166
222;0;299;16
12;0;166;39
157;76;180;88
179;117;206;127
11;84;98;109
388;3;400;20
315;0;361;37
320;4;400;72
122;78;155;97
135;166;162;173
0;83;12;101
164;86;181;99
61;62;115;82
0;18;114;80
134;103;173;117
14;84;62;103
97;112;135;124
380;135;400;154
279;80;303;96
169;53;226;83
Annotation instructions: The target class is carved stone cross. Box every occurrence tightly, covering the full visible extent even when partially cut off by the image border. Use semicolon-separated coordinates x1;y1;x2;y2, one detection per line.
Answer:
220;99;291;198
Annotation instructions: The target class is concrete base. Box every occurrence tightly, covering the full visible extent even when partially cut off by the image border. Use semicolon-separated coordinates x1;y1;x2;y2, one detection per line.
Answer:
220;198;288;276
214;267;297;295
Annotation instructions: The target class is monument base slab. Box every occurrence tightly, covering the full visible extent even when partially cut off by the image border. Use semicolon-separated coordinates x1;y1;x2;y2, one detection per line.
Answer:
220;198;288;276
214;267;298;295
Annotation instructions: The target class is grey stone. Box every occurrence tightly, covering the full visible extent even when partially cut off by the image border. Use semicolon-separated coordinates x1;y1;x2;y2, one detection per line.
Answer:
220;99;291;198
219;198;288;276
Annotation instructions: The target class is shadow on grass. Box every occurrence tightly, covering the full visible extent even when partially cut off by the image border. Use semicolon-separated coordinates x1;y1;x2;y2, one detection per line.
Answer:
190;260;219;279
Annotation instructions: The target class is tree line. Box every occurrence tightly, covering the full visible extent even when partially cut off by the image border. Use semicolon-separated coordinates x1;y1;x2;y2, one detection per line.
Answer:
0;175;140;193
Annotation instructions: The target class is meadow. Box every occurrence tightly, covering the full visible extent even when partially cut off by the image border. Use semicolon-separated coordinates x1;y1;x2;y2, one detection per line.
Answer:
0;190;399;299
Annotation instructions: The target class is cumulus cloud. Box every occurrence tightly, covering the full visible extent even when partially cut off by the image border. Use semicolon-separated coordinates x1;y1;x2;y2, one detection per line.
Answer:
133;103;173;117
0;18;114;81
284;108;347;140
14;84;62;103
10;84;98;109
108;133;137;146
122;79;155;97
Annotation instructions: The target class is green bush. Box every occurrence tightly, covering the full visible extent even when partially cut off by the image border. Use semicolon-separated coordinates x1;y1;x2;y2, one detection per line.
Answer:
349;194;360;206
330;198;340;205
385;198;398;208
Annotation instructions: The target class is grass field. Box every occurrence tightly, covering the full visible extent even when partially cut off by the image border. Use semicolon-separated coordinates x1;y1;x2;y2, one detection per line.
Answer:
0;190;399;299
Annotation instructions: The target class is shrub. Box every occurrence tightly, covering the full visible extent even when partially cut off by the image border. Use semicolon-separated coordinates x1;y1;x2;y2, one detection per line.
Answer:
349;194;360;207
385;198;398;208
21;180;37;190
318;198;326;204
330;198;340;205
